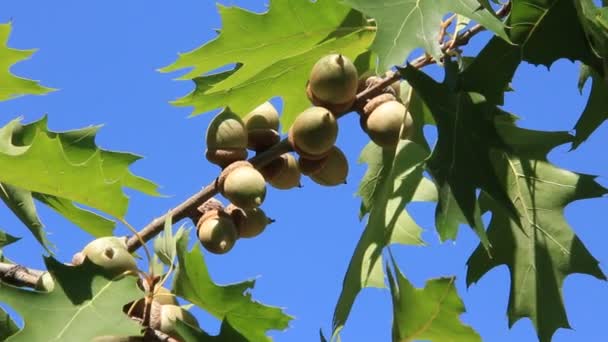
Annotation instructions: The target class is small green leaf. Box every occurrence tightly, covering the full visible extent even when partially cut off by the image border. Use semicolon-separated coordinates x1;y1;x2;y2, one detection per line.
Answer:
575;0;608;59
173;234;292;342
387;260;480;342
0;258;142;341
343;0;509;70
467;119;607;342
0;229;19;248
0;22;54;102
154;216;186;266
0;116;159;219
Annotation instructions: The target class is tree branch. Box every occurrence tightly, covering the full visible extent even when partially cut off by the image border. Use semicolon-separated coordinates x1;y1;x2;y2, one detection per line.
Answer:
0;262;53;292
126;3;511;253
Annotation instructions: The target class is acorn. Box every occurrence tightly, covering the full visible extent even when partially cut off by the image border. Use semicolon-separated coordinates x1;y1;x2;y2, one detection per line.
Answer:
137;280;178;306
226;204;273;238
219;161;267;209
362;100;412;148
259;156;288;181
298;154;329;176
205;108;248;167
307;54;358;114
76;237;138;276
149;301;199;338
288;106;338;160
197;210;238;254
267;153;301;190
307;146;349;186
243;102;281;152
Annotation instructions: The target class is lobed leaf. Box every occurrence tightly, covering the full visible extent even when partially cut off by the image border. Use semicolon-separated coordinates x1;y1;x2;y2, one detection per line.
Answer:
0;22;54;102
0;116;159;220
163;0;374;129
387;258;480;342
467;118;607;342
332;139;434;337
343;0;509;70
172;234;292;342
0;258;142;342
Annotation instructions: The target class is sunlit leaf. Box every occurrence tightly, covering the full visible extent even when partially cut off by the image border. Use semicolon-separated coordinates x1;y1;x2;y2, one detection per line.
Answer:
0;22;54;102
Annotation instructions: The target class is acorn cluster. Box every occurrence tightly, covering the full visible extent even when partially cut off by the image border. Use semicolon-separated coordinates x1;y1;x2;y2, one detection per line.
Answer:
197;53;413;255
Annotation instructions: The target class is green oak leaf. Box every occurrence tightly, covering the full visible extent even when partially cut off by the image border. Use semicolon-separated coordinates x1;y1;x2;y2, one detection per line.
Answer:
0;307;18;341
0;116;159;219
0;229;19;248
0;183;115;251
173;234;292;342
575;0;608;59
387;260;480;342
0;22;54;102
163;0;374;128
467;119;607;342
332;139;434;337
508;0;599;68
0;258;142;342
573;65;608;148
401;65;519;247
173;319;248;342
343;0;509;70
460;37;520;105
0;182;50;250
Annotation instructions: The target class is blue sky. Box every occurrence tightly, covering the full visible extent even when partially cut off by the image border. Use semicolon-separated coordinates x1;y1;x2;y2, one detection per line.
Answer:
0;1;606;341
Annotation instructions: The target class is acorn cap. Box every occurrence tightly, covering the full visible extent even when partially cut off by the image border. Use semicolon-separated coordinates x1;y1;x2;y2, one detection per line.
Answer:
298;154;329;176
247;129;280;152
206;108;248;150
260;155;289;181
309;54;358;105
309;146;349;186
243;102;280;131
364;100;407;148
288;106;338;159
362;93;397;118
268;153;301;190
205;148;248;168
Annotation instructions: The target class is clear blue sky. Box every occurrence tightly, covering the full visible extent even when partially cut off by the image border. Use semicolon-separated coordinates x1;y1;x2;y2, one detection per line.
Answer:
0;1;606;341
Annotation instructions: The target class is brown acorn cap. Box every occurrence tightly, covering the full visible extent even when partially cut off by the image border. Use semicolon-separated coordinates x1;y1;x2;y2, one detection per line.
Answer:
298;154;329;176
206;148;248;168
247;128;280;152
268;153;301;190
259;155;288;181
288;106;338;160
308;146;349;186
362;93;397;118
306;82;354;116
308;54;358;105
